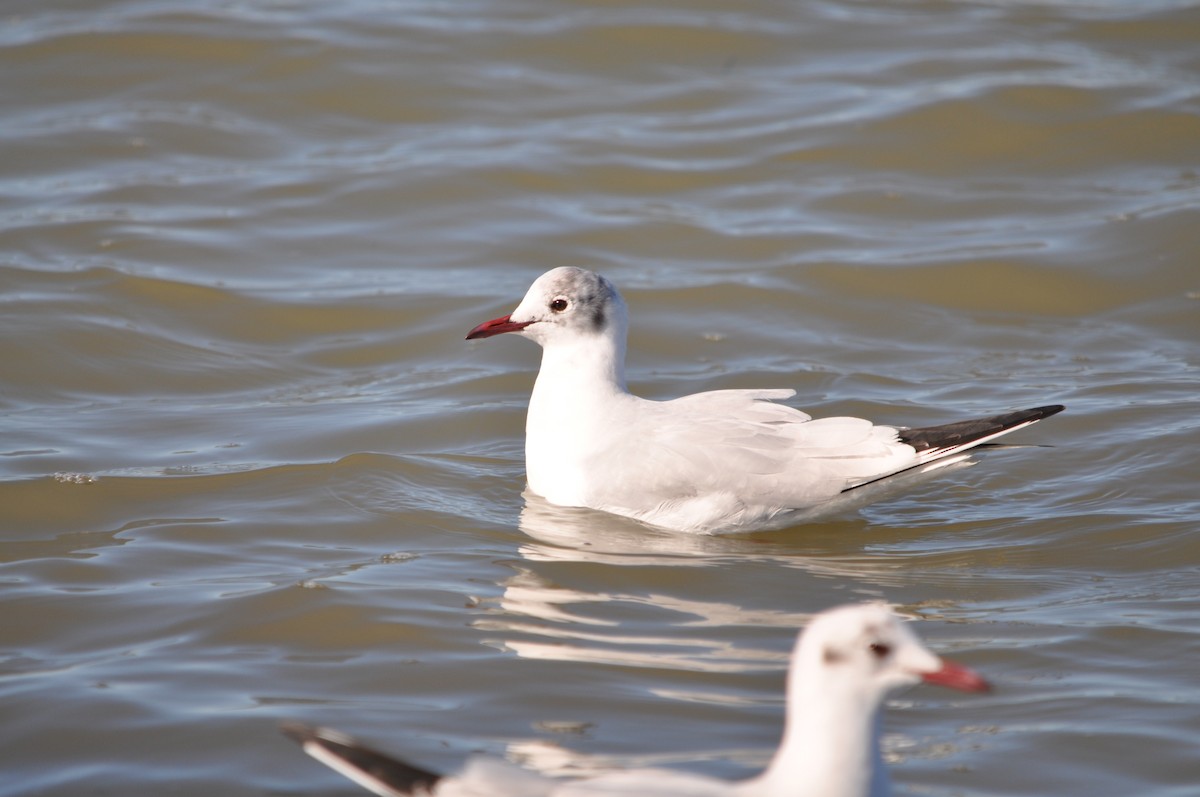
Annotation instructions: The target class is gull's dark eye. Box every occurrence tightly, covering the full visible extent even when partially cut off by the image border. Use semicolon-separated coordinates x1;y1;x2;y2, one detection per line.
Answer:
550;297;569;313
869;642;891;659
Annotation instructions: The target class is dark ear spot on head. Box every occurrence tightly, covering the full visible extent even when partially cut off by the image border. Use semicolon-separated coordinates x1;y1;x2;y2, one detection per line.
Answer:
823;646;845;665
590;304;606;331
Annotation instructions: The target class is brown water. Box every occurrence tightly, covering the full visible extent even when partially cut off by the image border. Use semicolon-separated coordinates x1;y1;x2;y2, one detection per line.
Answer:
2;1;1199;795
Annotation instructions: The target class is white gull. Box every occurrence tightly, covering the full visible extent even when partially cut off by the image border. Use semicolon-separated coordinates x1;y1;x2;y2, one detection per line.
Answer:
282;603;990;797
467;267;1063;533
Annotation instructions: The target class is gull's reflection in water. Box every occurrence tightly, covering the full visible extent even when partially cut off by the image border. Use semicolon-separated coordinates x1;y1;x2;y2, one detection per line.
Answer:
503;737;771;781
473;463;980;778
469;496;798;777
476;492;815;669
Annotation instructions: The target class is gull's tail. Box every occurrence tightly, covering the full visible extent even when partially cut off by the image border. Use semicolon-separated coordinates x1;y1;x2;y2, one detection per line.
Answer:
901;404;1065;464
280;722;440;797
843;404;1065;494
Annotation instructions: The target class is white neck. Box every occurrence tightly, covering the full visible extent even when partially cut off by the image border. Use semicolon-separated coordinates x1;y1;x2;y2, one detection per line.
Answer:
523;330;629;504
742;675;888;797
533;330;628;400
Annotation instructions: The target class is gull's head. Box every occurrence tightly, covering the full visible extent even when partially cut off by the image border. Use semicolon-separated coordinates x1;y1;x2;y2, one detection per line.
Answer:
795;603;990;700
466;267;627;348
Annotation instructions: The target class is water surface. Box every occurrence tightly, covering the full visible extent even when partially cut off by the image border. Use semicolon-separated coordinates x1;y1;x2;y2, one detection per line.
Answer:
2;1;1198;795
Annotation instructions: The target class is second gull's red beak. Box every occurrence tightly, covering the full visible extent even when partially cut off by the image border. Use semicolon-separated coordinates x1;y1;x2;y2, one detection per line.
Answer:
920;658;991;692
465;314;533;340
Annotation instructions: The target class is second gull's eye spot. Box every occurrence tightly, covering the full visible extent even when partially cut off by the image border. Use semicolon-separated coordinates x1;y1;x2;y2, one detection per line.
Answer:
869;642;891;659
550;298;569;313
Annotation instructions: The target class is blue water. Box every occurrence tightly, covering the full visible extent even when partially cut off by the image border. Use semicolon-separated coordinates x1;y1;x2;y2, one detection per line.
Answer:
2;2;1198;795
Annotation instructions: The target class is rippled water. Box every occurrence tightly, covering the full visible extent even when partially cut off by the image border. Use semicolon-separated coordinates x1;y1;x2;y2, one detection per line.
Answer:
2;1;1198;795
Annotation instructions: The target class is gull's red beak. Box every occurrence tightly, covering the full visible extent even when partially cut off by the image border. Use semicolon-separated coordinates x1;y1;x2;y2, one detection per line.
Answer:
466;314;533;340
921;658;991;693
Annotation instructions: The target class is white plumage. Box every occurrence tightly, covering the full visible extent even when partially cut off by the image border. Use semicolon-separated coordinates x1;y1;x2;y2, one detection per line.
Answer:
282;603;990;797
467;267;1063;533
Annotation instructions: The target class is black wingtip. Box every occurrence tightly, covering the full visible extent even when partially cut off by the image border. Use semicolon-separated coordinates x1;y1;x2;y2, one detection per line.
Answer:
841;403;1064;495
280;720;324;747
280;721;441;796
898;404;1064;453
